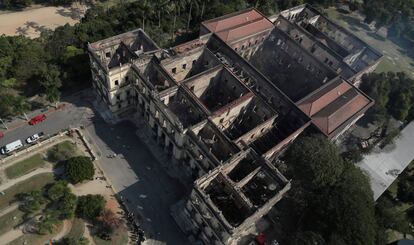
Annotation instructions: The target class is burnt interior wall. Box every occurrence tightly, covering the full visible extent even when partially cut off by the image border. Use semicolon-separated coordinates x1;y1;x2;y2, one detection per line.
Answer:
248;28;336;102
185;68;249;112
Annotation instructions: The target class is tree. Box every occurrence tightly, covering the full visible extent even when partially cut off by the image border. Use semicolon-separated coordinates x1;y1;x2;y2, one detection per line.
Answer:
0;94;18;117
18;190;46;213
36;209;60;234
65;156;94;184
58;237;89;245
284;135;344;189
97;209;123;238
47;181;70;201
13;95;31;120
341;148;363;163
59;192;78;219
397;171;414;203
305;165;377;245
39;64;62;106
76;194;106;220
376;195;411;235
360;72;414;123
293;231;326;245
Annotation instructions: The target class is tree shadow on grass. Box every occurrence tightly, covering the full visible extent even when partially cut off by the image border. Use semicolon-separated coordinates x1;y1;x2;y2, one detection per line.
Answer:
338;14;372;32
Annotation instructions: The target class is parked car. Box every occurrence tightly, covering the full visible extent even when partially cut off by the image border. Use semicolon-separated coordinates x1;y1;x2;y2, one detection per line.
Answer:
28;114;46;125
26;132;44;144
0;140;23;155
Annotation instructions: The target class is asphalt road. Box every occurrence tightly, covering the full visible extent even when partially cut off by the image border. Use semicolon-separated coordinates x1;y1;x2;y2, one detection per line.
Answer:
0;90;189;244
0;99;92;154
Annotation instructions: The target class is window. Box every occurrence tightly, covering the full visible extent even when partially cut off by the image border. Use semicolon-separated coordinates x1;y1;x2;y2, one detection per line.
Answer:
125;76;129;81
116;95;121;100
172;68;177;74
192;60;196;65
219;118;224;123
235;47;238;51
190;86;195;92
242;45;245;50
182;64;187;70
118;104;122;109
115;80;119;86
105;52;111;58
127;90;130;96
255;39;258;45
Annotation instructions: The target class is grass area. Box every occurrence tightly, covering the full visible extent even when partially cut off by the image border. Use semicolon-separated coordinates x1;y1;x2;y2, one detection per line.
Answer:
5;154;46;179
47;140;80;164
66;218;85;240
323;7;414;78
0;173;54;210
8;221;63;245
0;208;25;235
93;227;128;245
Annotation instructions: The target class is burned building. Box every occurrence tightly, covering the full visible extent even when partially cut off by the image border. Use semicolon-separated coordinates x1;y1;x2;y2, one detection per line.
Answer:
202;5;381;139
88;4;381;245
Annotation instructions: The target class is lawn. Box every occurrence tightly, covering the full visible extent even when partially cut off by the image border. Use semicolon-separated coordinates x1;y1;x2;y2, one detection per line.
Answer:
5;154;46;179
8;221;64;245
0;173;54;210
47;140;80;163
93;227;128;245
0;208;25;235
323;7;414;78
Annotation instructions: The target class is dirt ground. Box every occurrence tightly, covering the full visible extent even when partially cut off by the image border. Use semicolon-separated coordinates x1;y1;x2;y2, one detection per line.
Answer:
0;3;87;38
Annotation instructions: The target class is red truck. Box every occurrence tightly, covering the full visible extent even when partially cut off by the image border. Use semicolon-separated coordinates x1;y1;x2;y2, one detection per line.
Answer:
29;114;47;125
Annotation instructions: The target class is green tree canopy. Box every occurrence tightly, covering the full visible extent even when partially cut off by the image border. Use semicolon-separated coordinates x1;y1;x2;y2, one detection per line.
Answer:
18;190;47;213
47;180;70;201
284;135;344;189
76;194;106;220
65;156;94;184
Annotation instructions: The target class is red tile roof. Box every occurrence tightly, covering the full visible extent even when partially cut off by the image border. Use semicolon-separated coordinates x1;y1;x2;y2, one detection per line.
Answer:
202;9;274;43
297;78;372;137
215;18;274;42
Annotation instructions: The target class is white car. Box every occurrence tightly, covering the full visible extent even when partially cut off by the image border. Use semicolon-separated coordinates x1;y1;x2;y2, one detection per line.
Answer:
26;132;44;144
